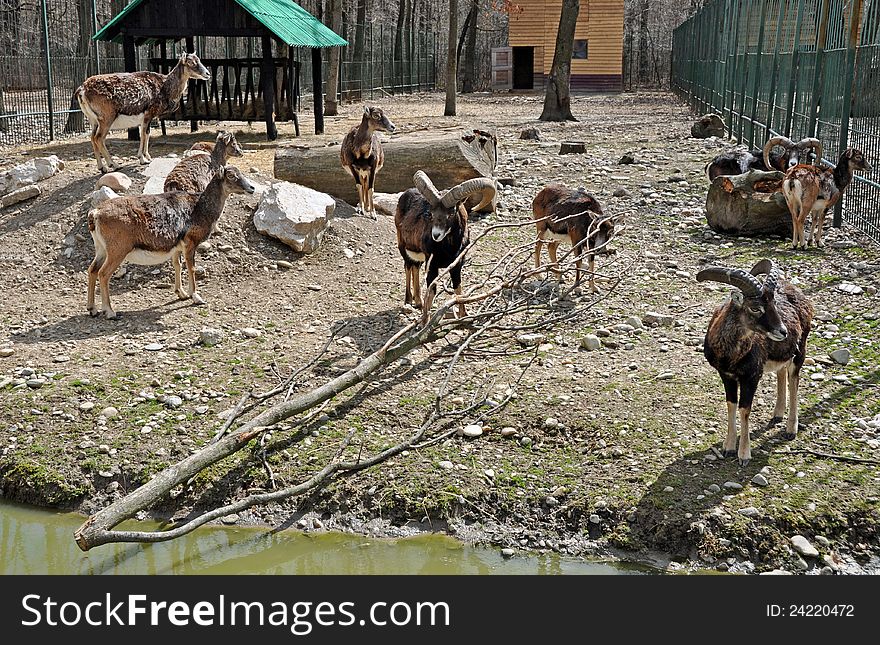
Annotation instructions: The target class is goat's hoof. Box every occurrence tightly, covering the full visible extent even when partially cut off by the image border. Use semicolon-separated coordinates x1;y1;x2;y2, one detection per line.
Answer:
770;416;783;426
104;310;117;320
738;457;751;467
782;431;797;441
176;291;189;301
191;292;206;306
723;449;737;458
88;307;99;317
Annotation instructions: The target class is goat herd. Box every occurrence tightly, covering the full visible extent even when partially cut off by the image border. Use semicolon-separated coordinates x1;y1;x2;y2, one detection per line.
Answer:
73;53;873;468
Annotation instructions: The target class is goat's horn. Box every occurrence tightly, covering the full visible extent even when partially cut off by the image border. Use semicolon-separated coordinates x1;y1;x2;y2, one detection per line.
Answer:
798;137;823;163
413;171;442;207
763;135;794;170
696;266;762;298
750;258;782;293
440;177;497;210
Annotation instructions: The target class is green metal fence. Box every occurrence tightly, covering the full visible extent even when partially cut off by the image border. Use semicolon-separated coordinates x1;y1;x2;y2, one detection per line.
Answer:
672;0;880;241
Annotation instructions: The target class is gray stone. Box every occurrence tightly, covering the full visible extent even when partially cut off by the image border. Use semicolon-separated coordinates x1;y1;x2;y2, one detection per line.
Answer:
0;348;13;357
543;417;559;429
371;191;404;217
580;334;602;351
643;311;674;327
0;185;41;208
144;343;164;351
0;155;64;196
612;187;630;198
589;514;601;524
53;355;70;363
738;506;760;518
520;436;533;447
723;481;743;490
253;181;335;253
614;323;636;333
751;474;769;487
438;460;454;470
97;444;110;454
200;328;224;346
96;172;132;193
101;406;119;418
276;260;294;269
241;327;261;338
221;514;240;525
79;401;95;412
624;315;644;329
26;378;46;389
815;536;831;547
501;548;515;558
790;535;819;558
517;333;546;347
837;282;863;295
164;395;183;409
500;427;517;437
830;348;851;365
88;186;118;208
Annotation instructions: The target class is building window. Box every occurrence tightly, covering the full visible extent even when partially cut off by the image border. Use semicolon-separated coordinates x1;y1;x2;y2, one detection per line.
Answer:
573;40;588;59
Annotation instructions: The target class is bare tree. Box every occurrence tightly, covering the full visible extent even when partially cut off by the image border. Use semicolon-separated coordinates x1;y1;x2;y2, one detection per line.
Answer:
445;0;458;116
540;0;579;122
324;0;343;116
460;0;479;93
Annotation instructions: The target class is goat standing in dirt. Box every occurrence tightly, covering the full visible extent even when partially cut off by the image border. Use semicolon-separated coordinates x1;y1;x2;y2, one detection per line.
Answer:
76;53;210;172
341;106;396;218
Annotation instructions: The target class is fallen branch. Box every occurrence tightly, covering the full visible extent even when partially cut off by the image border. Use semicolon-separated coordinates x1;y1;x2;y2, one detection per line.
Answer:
776;448;880;465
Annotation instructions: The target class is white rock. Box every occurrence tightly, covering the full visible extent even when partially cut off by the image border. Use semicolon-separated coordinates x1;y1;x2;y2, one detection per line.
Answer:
751;474;769;487
90;186;119;207
0;155;64;196
837;283;863;295
200;328;224;346
79;401;95;411
580;334;601;351
372;191;404;217
517;333;545;347
462;424;483;438
723;481;743;490
144;343;164;351
241;327;261;338
101;406;119;418
0;185;41;208
0;348;13;358
164;395;183;409
96;172;132;193
253;181;335;253
500;427;518;437
643;311;673;326
791;535;819;558
142;158;179;195
438;460;454;470
829;348;851;365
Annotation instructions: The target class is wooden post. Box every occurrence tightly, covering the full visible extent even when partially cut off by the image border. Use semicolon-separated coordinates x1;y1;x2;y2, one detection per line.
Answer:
312;47;324;135
159;40;168;136
186;36;198;132
123;33;139;141
262;35;278;141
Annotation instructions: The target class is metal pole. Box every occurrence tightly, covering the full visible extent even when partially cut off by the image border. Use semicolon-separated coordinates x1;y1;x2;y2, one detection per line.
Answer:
765;0;788;137
91;0;101;74
834;0;865;227
40;0;54;141
784;0;807;135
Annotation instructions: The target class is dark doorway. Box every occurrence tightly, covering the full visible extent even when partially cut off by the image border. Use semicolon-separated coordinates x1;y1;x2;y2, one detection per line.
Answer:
513;46;534;90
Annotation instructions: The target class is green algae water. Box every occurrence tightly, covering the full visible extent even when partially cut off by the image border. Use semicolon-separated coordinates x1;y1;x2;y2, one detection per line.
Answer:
0;500;654;575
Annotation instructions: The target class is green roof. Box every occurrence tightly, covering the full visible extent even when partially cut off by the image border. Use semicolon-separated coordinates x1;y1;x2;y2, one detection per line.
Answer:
94;0;347;48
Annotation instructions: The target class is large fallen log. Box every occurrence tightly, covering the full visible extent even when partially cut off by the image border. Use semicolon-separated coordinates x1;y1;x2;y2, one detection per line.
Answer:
705;169;792;236
274;127;498;211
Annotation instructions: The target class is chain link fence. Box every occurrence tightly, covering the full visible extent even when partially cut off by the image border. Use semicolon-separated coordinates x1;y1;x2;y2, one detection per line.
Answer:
672;0;880;241
0;1;438;149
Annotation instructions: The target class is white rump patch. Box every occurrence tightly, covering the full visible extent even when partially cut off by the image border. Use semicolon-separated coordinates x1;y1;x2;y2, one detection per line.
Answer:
405;250;427;263
110;113;146;131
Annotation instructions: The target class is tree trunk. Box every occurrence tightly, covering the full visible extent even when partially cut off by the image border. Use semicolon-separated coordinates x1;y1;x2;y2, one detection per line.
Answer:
324;0;343;116
394;0;408;90
461;0;479;93
445;0;458;116
275;127;498;207
352;0;367;100
539;0;579;122
637;0;650;86
64;0;94;133
705;170;792;236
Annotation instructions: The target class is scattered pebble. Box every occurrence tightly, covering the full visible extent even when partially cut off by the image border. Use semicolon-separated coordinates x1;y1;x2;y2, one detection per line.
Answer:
738;507;760;518
144;343;164;352
580;334;601;351
200;328;224;346
723;481;743;490
829;348;851;365
0;348;14;358
462;424;483;438
101;406;119;418
438;460;454;470
164;395;183;409
221;514;240;525
791;535;819;558
751;474;769;487
241;327;261;338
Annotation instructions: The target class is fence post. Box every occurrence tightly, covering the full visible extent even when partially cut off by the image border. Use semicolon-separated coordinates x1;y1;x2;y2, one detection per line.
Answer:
369;22;374;100
807;0;832;143
765;0;788;137
833;0;865;227
747;0;769;148
783;0;806;135
91;0;101;75
40;0;54;141
736;0;753;144
724;0;742;132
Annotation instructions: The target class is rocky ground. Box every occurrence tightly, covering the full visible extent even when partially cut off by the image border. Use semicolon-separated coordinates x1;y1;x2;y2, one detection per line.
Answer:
0;91;878;574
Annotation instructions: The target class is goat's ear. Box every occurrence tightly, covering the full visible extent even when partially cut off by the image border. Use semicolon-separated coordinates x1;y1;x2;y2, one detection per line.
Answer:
363;106;370;115
846;149;855;160
730;290;744;306
179;53;186;63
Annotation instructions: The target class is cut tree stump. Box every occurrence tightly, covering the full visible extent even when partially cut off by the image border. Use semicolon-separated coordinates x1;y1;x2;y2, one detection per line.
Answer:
559;141;586;154
274;127;498;212
705;169;792;236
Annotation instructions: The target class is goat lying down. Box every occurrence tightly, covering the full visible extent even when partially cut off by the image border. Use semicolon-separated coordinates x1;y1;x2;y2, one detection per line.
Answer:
394;171;496;323
87;166;255;319
697;259;813;466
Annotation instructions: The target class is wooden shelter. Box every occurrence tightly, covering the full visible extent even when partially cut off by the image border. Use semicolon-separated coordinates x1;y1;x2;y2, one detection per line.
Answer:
93;0;347;139
492;0;624;92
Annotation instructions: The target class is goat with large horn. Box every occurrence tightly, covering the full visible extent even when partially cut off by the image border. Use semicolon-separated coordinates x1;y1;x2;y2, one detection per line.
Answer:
394;171;496;323
762;136;823;172
697;259;814;466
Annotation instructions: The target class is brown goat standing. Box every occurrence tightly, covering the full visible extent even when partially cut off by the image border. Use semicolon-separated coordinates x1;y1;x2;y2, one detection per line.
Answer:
532;184;615;293
76;53;210;172
340;106;396;217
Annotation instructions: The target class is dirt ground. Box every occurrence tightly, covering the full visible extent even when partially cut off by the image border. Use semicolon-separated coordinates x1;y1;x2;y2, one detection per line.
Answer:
1;91;878;574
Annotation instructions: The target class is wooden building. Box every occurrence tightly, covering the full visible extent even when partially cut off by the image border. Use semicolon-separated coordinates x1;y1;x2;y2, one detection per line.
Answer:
494;0;624;92
93;0;347;138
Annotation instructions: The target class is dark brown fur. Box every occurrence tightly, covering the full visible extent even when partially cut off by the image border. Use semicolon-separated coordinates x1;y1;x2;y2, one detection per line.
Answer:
164;131;244;193
532;184;614;292
340;106;395;215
